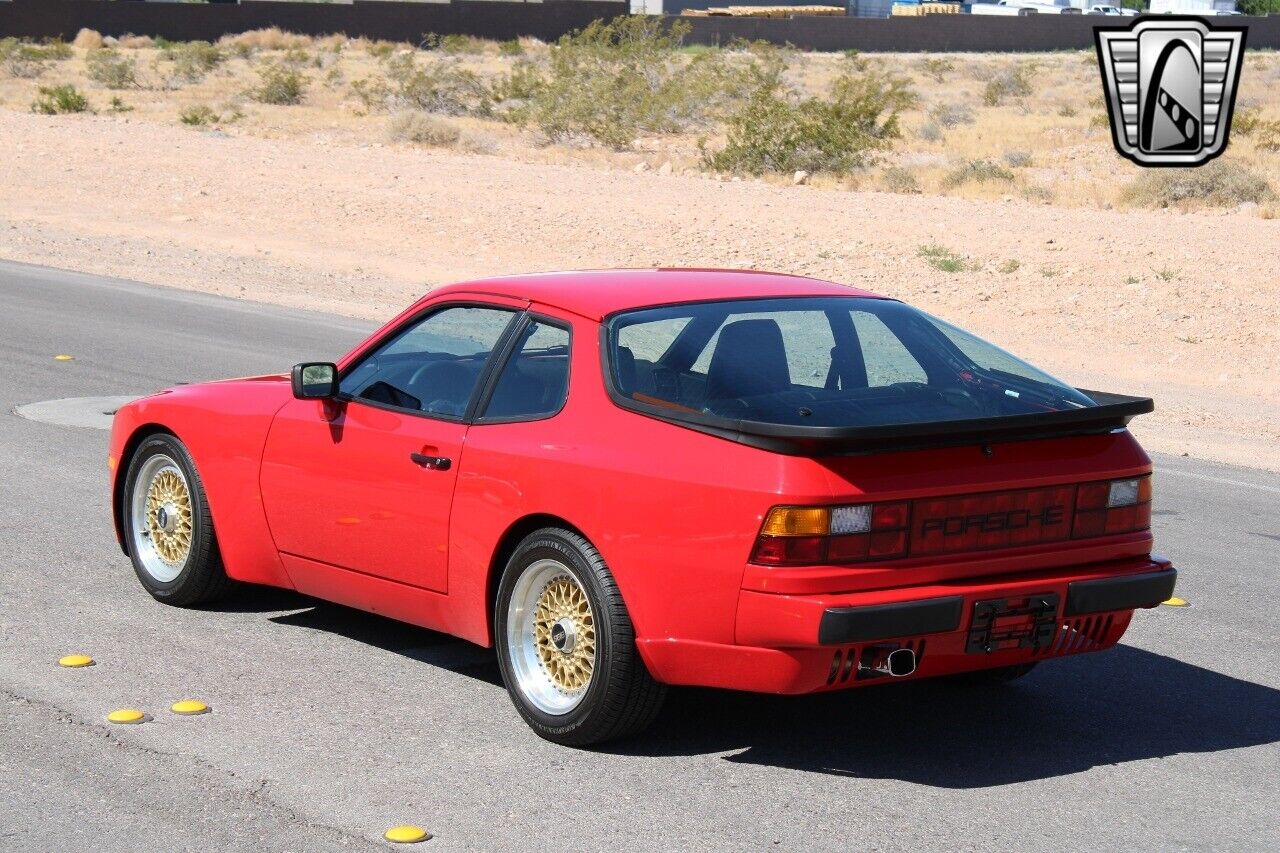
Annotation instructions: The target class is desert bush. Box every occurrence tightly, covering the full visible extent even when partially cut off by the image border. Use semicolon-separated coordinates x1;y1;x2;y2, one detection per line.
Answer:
387;111;461;146
72;29;104;51
1252;121;1280;152
916;122;943;143
918;244;968;273
1002;150;1032;168
107;95;132;113
0;37;62;79
1057;103;1077;118
498;39;524;57
942;159;1014;189
351;53;487;116
879;166;920;194
426;33;486;55
86;48;137;89
117;34;155;50
531;16;774;148
165;41;225;82
983;65;1032;106
179;104;220;126
253;64;307;105
927;102;973;129
31;83;89;114
1234;106;1263;135
489;58;547;123
705;64;916;175
917;57;954;83
1120;161;1274;209
220;28;312;54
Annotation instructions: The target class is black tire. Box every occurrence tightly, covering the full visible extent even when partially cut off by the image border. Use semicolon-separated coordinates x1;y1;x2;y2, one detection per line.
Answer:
122;434;234;607
494;528;666;746
951;662;1040;685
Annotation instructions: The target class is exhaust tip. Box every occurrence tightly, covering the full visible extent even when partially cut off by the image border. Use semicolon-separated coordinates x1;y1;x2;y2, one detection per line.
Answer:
885;648;917;677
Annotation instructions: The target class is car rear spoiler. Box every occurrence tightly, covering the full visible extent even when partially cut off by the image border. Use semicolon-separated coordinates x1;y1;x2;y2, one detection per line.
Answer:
620;390;1154;456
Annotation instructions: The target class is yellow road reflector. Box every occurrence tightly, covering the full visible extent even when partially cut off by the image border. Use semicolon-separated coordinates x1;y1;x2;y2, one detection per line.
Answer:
58;654;95;668
170;699;210;716
53;354;75;361
1162;597;1190;607
383;826;430;844
106;709;148;724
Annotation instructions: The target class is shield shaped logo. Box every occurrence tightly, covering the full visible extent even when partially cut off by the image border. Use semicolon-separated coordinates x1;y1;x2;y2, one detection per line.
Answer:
1095;16;1247;167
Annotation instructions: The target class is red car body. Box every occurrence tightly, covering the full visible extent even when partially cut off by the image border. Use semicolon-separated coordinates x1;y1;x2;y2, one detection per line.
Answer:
108;270;1175;695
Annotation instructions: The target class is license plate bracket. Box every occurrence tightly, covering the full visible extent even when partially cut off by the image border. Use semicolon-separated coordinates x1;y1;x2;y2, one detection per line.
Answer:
967;593;1060;654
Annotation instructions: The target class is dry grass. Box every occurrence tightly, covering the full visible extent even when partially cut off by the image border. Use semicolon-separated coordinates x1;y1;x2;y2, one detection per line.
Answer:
3;32;1280;213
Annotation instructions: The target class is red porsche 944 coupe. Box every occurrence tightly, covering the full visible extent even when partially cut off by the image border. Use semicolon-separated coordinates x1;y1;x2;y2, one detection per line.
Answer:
109;269;1176;744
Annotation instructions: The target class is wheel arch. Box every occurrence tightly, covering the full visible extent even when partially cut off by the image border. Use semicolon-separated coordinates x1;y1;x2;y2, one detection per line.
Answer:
112;423;178;553
484;513;591;642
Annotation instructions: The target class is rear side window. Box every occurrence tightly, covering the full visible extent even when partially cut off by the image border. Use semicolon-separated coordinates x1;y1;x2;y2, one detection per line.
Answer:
606;296;1096;428
481;319;571;421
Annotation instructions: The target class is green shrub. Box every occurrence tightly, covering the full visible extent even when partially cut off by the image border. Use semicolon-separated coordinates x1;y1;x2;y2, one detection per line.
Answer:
253;64;306;105
352;53;487;116
983;65;1032;106
165;40;225;82
705;65;916;175
917;57;954;84
531;16;773;149
498;39;524;57
1120;161;1274;208
942;159;1014;189
0;37;62;79
31;84;89;114
179;104;220;126
1002;150;1032;168
918;244;968;273
108;95;133;113
86;48;137;89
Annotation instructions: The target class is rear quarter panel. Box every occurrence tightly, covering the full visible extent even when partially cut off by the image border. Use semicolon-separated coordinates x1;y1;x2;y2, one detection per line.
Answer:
110;377;294;588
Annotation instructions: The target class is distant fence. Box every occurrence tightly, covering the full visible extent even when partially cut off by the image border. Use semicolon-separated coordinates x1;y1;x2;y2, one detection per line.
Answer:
0;0;628;44
678;14;1280;52
2;1;1280;52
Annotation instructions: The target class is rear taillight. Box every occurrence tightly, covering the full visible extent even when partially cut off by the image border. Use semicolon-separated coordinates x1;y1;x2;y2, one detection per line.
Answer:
752;502;910;566
1073;475;1152;538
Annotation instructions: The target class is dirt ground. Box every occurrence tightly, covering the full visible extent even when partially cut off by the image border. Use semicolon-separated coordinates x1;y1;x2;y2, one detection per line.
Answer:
1;107;1276;471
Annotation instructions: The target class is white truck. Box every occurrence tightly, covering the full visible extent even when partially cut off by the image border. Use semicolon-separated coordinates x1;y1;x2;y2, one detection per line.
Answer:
971;1;1083;13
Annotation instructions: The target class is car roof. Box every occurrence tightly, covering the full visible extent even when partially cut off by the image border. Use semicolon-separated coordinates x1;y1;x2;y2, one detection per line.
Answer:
426;269;886;321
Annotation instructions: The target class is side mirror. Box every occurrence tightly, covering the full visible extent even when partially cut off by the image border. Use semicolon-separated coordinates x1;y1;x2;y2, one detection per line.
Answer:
291;362;338;400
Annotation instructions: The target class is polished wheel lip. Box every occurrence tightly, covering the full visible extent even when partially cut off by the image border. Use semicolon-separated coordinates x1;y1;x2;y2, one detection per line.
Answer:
507;558;596;716
130;453;194;583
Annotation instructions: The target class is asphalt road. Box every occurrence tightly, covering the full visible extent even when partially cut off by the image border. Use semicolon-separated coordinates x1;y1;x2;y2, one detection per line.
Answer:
1;259;1277;852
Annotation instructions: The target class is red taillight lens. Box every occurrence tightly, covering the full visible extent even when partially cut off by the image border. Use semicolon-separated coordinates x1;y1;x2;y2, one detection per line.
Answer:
1072;475;1152;538
752;502;910;566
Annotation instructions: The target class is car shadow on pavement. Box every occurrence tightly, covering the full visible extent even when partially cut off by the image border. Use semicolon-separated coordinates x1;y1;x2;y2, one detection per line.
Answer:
619;645;1280;788
265;600;503;686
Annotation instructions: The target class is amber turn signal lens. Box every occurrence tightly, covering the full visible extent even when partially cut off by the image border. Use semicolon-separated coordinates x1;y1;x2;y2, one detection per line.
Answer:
761;506;830;537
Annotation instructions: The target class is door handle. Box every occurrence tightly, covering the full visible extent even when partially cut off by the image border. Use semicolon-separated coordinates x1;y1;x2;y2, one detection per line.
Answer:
410;452;451;471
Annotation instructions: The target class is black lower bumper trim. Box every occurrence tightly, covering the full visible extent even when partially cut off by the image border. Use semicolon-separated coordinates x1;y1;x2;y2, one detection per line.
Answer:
819;596;964;646
1065;569;1177;616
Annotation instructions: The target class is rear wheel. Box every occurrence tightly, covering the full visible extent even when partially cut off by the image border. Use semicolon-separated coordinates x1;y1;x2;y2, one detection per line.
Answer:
123;434;233;606
495;528;666;746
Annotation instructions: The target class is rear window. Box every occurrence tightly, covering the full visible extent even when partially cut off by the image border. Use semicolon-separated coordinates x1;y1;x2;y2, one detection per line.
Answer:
608;297;1096;428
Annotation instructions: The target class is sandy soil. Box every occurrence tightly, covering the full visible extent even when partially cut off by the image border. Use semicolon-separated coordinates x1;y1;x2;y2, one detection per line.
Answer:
0;109;1276;470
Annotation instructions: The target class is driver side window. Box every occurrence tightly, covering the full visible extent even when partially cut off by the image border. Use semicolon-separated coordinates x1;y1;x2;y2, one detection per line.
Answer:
339;305;516;418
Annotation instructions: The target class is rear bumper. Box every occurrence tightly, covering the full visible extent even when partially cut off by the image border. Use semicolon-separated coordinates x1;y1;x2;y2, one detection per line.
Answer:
818;567;1176;646
637;556;1174;694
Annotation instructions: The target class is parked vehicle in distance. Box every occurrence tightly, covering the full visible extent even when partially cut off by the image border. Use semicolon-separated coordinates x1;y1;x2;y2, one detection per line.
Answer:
109;270;1177;745
971;0;1083;13
1087;5;1139;14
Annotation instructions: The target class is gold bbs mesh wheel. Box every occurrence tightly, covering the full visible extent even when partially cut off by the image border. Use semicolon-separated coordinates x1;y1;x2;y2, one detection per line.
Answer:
130;454;195;583
507;559;597;715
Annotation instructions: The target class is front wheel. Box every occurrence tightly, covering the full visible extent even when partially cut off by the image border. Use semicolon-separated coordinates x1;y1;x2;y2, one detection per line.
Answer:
123;434;233;606
495;528;666;746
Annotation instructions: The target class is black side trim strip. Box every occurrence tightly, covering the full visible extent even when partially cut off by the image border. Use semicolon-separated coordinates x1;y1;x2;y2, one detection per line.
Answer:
1065;569;1178;616
818;596;965;646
